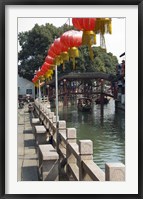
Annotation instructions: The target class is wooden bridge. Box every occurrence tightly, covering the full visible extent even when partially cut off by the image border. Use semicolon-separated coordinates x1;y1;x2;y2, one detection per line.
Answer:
48;72;117;84
45;72;117;104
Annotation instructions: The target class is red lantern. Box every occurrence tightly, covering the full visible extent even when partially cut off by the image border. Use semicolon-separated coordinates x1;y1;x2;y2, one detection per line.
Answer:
52;38;64;66
48;39;63;58
41;67;47;75
45;55;54;65
47;40;63;67
60;30;82;48
60;42;69;52
48;49;56;58
72;18;97;60
72;18;96;31
34;75;38;81
53;38;63;55
33;75;39;83
41;62;51;72
54;37;70;70
60;30;82;69
36;71;42;77
38;70;45;81
48;44;57;58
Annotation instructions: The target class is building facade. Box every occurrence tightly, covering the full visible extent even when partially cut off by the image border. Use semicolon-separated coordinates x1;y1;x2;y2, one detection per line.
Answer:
18;75;35;98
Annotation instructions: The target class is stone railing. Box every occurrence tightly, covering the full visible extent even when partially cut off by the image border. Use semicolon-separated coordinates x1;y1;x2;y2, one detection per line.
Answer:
33;99;125;181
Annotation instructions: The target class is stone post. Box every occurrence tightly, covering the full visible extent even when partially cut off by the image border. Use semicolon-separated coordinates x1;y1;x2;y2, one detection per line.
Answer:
40;104;45;122
67;128;76;143
45;109;50;129
105;163;125;181
35;125;47;146
47;104;51;109
52;115;57;126
58;120;66;131
40;105;45;122
66;129;77;180
79;140;93;181
57;120;66;179
52;115;57;146
49;112;54;121
48;112;55;135
45;108;50;116
38;144;59;181
66;128;77;165
31;118;41;137
58;120;66;148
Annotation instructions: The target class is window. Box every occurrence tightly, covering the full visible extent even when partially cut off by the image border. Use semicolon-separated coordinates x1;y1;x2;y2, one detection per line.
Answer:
26;89;32;94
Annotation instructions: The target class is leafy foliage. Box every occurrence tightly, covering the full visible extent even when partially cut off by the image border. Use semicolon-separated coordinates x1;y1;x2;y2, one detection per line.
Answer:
18;23;118;81
69;46;118;74
18;23;73;80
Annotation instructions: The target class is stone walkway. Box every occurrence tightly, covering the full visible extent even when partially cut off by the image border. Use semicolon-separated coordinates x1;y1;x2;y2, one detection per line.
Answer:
17;104;39;181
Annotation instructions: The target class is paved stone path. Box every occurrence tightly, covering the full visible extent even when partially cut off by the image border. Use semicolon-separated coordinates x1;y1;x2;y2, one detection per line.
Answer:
17;105;39;181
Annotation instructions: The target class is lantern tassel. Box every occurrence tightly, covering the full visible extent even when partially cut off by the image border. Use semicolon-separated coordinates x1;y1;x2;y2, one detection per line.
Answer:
68;47;79;70
82;31;96;60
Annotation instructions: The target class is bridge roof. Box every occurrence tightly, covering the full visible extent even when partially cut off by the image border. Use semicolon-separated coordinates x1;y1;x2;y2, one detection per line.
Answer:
48;72;116;86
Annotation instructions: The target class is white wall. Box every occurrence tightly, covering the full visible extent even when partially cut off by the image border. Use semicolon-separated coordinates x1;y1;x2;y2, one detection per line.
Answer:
18;75;35;98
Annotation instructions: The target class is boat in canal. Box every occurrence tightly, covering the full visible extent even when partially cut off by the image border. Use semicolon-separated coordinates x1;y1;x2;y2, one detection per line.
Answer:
77;97;92;112
95;96;109;105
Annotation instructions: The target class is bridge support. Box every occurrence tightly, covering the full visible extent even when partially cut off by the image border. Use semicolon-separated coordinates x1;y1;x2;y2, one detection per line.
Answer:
63;79;68;106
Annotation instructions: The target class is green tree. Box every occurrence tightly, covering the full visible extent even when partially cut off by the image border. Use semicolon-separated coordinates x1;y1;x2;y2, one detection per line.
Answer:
74;46;118;74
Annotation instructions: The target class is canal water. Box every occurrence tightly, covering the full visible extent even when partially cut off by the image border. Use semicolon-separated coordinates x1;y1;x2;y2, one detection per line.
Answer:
57;98;125;171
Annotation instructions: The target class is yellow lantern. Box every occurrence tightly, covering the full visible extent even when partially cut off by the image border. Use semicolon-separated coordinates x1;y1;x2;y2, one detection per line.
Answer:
40;75;45;81
45;70;53;81
54;55;63;66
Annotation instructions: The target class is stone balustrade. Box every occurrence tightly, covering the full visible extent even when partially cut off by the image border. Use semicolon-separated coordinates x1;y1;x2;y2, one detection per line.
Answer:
33;99;125;181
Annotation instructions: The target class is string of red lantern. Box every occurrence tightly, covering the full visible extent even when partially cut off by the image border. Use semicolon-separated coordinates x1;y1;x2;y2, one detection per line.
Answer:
32;17;112;85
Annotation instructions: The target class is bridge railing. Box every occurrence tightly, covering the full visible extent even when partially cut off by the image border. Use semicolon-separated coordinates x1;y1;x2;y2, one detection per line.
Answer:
34;99;125;181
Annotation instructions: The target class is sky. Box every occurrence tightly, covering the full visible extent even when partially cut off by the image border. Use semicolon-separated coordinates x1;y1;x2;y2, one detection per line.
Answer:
18;17;125;62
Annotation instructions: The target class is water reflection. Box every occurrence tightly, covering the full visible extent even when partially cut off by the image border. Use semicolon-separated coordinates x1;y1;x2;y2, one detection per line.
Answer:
57;99;125;171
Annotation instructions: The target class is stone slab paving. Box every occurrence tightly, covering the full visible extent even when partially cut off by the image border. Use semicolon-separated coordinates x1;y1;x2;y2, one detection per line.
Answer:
17;105;39;181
